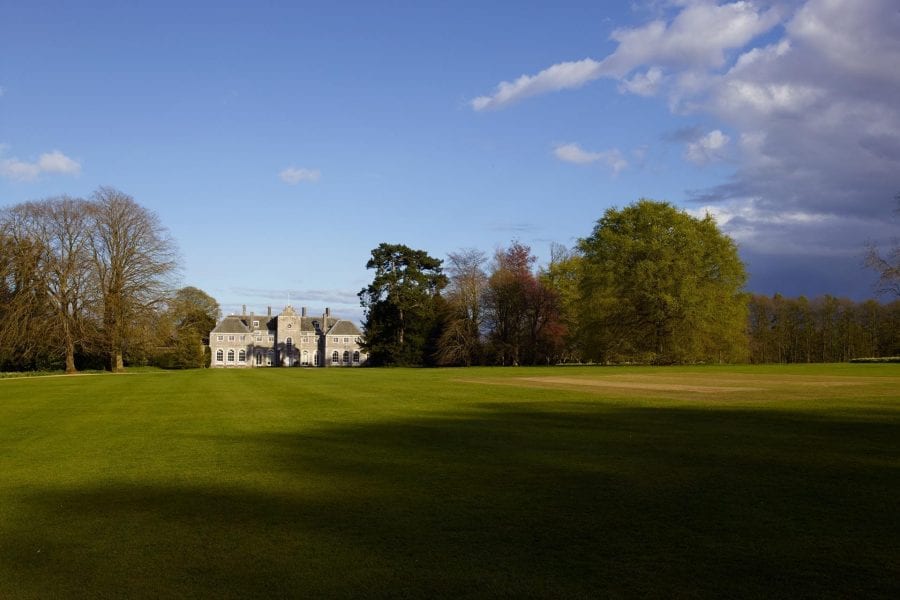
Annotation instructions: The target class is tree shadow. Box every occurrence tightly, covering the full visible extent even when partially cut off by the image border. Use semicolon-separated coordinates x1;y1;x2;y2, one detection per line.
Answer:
2;402;898;598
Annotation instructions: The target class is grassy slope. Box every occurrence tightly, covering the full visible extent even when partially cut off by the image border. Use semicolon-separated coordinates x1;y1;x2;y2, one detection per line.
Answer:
0;365;898;599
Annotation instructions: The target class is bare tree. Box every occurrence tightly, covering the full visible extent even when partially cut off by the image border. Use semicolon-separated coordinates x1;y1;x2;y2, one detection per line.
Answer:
89;187;179;371
865;196;899;298
0;212;53;369
437;248;488;366
9;198;97;372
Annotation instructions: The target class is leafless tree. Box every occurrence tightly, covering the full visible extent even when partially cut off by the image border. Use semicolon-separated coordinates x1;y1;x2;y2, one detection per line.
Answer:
437;249;487;366
864;196;899;298
11;197;98;372
89;187;179;371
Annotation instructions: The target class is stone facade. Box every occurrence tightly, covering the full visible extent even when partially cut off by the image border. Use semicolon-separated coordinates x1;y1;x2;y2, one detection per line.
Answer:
210;305;367;368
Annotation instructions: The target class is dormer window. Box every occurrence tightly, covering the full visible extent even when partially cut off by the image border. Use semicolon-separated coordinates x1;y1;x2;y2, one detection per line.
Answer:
252;320;259;328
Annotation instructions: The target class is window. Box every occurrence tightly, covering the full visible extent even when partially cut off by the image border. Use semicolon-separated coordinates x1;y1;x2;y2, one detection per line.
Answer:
268;335;274;342
238;349;246;362
216;349;224;362
252;320;259;328
333;337;339;343
256;335;261;342
287;323;293;329
332;351;339;364
227;349;235;362
344;337;349;343
266;350;273;366
228;335;235;341
217;335;223;341
353;351;360;363
240;335;245;341
342;351;350;364
302;337;308;343
256;351;262;365
302;350;309;365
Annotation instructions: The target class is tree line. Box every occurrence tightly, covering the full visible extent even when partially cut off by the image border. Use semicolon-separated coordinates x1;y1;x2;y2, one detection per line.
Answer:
0;189;219;372
359;200;899;366
3;193;896;371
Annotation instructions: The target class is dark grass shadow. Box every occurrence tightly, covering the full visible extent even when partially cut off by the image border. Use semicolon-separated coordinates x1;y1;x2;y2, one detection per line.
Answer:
2;402;898;599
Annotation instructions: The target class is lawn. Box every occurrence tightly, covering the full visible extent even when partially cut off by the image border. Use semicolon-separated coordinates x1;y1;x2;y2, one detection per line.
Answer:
1;365;898;598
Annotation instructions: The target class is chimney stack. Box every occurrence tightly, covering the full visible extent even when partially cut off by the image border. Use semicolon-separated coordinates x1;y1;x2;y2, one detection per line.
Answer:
267;306;272;317
301;306;307;317
325;307;331;318
242;304;247;315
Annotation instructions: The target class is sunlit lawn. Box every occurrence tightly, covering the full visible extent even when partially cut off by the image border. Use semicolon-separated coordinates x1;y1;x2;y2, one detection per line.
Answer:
1;364;898;598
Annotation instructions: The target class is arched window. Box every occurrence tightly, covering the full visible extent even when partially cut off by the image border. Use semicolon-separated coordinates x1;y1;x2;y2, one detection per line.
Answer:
256;351;262;365
353;351;360;363
342;351;350;364
216;349;224;363
238;349;246;362
227;349;235;362
286;337;293;355
314;352;319;366
332;351;339;364
302;350;309;365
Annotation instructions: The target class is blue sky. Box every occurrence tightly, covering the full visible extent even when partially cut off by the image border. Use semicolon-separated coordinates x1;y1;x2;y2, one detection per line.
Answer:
2;1;898;322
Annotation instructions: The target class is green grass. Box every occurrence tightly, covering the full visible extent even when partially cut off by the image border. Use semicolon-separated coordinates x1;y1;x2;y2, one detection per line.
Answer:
1;365;898;598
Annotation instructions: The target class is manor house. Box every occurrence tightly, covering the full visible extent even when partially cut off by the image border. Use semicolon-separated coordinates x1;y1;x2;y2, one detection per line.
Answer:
210;305;367;368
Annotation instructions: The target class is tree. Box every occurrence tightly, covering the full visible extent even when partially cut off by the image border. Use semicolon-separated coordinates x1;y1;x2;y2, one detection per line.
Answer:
864;195;899;298
359;243;448;366
156;286;221;369
541;243;582;363
5;197;97;373
437;249;487;366
578;199;747;364
89;187;178;371
0;223;54;370
483;242;564;365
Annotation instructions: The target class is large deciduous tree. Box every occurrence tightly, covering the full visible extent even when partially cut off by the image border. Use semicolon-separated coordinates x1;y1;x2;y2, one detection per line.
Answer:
578;199;747;364
7;197;97;373
437;249;487;366
89;187;178;371
483;242;565;365
359;243;448;366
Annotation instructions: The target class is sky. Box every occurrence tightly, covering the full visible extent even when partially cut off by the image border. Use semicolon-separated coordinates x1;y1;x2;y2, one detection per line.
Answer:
2;0;898;323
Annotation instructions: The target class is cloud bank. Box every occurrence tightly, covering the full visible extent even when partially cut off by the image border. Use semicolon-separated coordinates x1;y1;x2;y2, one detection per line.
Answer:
473;0;900;297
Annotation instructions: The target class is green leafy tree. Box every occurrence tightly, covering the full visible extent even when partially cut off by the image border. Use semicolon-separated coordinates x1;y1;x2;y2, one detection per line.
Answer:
155;286;221;369
359;243;448;366
578;199;747;364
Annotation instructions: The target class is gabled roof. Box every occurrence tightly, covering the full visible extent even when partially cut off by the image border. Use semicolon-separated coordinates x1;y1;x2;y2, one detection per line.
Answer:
326;320;362;336
211;315;251;334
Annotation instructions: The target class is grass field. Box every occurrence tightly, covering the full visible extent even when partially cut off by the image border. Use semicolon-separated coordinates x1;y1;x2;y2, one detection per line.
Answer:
1;365;898;598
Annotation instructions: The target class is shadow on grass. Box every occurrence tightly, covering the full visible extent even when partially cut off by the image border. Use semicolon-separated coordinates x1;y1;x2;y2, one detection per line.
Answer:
2;402;898;599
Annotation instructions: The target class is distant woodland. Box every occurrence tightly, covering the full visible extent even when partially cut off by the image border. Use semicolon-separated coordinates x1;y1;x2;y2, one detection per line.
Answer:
2;193;897;371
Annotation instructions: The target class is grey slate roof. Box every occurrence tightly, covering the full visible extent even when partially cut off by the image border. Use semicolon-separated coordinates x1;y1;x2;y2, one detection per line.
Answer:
211;315;251;334
326;320;362;336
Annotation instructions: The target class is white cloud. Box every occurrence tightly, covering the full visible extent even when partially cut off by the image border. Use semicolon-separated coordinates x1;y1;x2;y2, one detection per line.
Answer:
37;150;81;175
0;148;81;181
684;129;730;165
554;143;628;174
279;167;321;185
471;58;603;111
470;1;781;110
618;67;665;96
